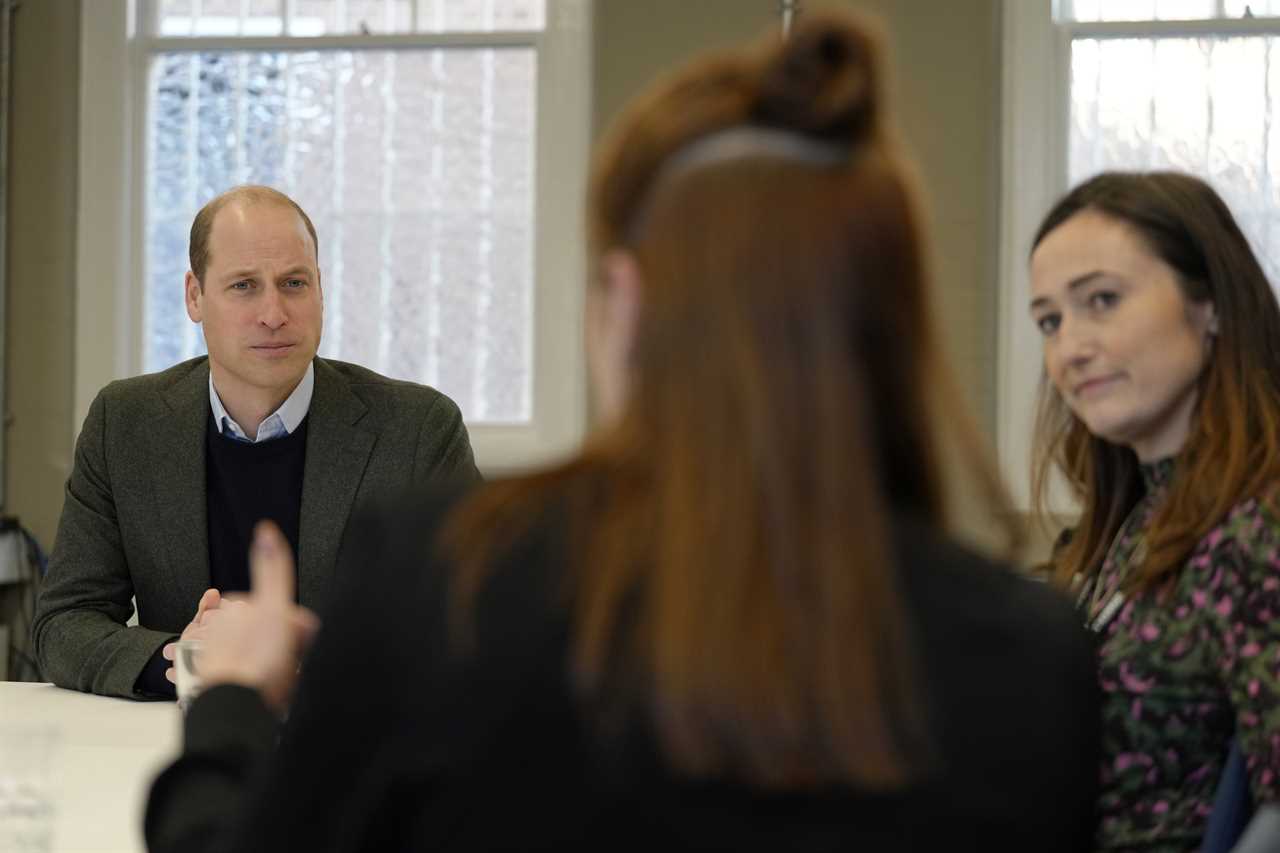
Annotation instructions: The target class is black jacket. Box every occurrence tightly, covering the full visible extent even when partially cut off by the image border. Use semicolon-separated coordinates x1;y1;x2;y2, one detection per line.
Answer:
146;485;1100;852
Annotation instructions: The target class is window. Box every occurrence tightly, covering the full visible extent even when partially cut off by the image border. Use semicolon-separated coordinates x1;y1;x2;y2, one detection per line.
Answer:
1065;0;1280;281
77;0;590;471
999;1;1280;509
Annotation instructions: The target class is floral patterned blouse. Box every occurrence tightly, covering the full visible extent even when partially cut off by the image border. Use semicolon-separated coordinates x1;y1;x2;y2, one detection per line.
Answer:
1080;458;1280;852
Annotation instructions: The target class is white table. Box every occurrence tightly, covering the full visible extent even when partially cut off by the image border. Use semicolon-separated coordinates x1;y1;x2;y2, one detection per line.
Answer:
0;682;181;852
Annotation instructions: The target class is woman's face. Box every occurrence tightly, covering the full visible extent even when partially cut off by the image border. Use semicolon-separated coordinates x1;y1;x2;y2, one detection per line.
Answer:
1029;209;1216;462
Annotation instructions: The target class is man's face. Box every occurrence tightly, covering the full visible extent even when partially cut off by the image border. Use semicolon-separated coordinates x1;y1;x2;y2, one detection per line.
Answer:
185;202;323;406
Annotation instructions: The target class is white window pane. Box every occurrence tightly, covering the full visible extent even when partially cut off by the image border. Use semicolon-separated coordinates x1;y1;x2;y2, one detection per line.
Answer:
145;48;537;424
1154;0;1218;18
1065;0;1102;21
243;0;284;35
187;0;242;36
1070;36;1280;281
160;0;285;35
1225;0;1280;16
158;0;194;35
159;0;544;36
288;0;412;35
1064;0;1217;20
418;0;544;31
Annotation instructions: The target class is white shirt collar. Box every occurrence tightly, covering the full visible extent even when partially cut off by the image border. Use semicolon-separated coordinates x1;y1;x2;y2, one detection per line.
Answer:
209;362;315;444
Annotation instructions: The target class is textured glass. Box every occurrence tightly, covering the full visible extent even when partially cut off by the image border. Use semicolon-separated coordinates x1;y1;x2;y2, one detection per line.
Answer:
145;49;536;423
1070;36;1280;281
1065;0;1217;21
159;0;544;36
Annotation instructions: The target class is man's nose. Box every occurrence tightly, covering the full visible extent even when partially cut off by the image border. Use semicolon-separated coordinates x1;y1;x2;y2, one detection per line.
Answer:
259;287;288;329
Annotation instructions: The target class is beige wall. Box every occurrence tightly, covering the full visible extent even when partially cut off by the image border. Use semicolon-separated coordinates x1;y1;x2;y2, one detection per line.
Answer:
4;0;1010;554
594;0;1002;433
6;0;79;548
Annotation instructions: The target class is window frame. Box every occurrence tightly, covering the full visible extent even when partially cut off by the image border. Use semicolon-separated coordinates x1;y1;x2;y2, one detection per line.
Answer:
997;0;1280;511
76;0;591;474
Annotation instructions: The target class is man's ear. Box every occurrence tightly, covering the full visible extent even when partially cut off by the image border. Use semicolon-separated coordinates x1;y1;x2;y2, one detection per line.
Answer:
184;271;204;323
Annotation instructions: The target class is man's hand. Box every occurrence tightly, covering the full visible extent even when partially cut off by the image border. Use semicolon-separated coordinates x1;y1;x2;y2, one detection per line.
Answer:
161;587;222;685
195;521;321;712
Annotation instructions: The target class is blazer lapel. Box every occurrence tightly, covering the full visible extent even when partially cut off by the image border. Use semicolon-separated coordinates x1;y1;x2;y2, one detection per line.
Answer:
298;359;375;608
151;361;212;613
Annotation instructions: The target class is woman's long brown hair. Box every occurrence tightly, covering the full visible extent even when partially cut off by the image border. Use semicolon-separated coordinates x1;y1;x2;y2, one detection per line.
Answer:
1032;172;1280;592
439;13;1015;791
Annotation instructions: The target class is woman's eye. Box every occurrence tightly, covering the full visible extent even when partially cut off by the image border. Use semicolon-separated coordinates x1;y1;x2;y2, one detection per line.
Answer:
1088;291;1118;310
1035;314;1061;336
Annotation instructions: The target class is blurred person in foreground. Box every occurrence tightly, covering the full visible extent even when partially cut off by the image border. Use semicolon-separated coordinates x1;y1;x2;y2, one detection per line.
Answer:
1029;171;1280;851
145;13;1100;852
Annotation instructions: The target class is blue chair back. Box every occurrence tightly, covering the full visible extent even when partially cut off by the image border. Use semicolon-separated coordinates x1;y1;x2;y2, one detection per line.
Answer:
1202;739;1254;853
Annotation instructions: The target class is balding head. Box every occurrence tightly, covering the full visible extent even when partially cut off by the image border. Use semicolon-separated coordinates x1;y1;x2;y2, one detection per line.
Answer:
189;185;319;286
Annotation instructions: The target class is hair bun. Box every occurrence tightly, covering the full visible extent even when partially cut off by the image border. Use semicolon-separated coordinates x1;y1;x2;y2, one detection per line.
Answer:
752;14;882;146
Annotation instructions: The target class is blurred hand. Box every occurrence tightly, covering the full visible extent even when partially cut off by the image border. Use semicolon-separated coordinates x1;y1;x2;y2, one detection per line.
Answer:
194;521;321;712
162;587;222;685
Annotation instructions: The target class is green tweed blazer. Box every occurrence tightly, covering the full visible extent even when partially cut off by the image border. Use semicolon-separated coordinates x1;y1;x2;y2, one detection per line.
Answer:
32;356;478;699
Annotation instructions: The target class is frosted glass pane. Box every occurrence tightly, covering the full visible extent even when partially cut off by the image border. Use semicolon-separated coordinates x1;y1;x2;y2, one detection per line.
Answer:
245;0;285;35
418;0;544;31
158;0;193;35
1225;0;1280;15
1065;0;1280;18
1070;36;1280;282
145;49;536;424
159;0;544;36
1064;0;1216;21
289;0;412;35
188;0;240;36
159;0;284;36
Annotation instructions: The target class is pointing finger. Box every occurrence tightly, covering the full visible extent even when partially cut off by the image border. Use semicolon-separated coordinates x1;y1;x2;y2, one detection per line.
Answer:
250;520;296;605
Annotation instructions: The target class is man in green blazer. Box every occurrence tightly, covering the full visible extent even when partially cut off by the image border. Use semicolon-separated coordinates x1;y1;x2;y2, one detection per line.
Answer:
32;186;478;699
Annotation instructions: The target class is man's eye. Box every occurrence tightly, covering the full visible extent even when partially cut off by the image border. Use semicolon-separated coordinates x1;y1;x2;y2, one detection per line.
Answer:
1035;314;1060;336
284;279;306;288
230;280;251;291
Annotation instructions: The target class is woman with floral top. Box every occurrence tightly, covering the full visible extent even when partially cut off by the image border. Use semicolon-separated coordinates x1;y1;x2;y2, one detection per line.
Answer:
1029;170;1280;852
